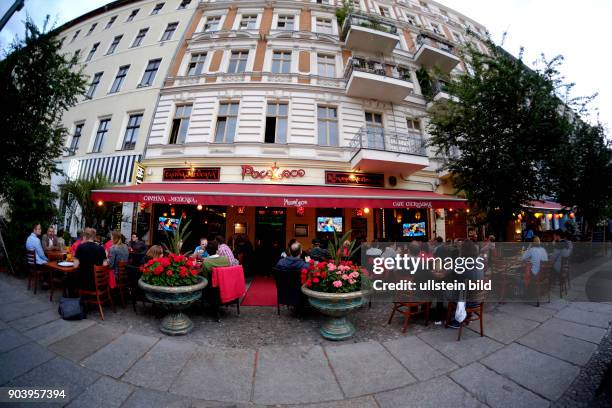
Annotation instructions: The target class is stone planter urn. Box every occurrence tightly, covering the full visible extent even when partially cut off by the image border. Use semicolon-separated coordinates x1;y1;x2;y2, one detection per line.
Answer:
139;276;207;336
302;285;368;341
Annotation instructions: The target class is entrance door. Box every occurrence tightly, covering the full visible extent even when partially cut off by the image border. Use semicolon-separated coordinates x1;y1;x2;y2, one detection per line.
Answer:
254;207;286;274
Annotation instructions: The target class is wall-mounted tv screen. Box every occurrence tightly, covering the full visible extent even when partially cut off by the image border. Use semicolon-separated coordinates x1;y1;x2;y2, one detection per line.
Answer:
158;217;180;232
317;216;343;232
403;222;426;237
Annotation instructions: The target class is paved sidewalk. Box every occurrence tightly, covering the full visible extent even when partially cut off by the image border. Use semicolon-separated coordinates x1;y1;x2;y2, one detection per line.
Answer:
0;272;611;407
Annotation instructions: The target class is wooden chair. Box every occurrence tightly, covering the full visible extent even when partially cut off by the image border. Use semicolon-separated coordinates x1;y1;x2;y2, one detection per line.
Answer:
26;250;47;294
446;285;487;341
491;259;513;303
79;265;115;320
272;267;304;316
387;283;430;333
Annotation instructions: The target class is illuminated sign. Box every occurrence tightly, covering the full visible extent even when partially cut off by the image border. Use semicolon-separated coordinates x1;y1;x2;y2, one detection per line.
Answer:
241;163;305;180
162;167;220;181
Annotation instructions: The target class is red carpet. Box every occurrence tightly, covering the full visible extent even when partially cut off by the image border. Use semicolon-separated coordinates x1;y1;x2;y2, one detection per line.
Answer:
241;276;277;307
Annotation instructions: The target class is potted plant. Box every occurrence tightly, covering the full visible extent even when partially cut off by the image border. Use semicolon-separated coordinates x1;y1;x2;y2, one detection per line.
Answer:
301;231;370;340
139;220;207;335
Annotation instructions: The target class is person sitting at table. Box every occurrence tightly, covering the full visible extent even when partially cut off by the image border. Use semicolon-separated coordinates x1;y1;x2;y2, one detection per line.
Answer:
522;237;548;277
25;223;48;265
215;235;238;266
70;230;83;255
309;238;329;262
56;228;66;249
42;226;61;251
145;245;163;262
73;227;107;293
193;237;209;259
275;242;309;274
108;230;129;279
103;231;113;256
201;241;230;278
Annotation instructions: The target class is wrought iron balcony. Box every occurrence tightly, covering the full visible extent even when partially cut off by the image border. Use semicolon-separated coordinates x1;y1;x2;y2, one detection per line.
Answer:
414;33;461;73
344;58;413;103
341;13;399;54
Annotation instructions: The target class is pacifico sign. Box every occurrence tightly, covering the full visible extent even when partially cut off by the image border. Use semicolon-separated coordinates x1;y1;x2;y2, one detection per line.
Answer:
241;164;305;180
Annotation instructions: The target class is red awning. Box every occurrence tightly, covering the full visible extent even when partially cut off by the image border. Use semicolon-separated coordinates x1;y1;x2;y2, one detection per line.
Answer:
526;200;565;211
91;183;466;209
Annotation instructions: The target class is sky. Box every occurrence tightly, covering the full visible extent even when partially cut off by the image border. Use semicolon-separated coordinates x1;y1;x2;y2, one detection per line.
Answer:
0;0;610;127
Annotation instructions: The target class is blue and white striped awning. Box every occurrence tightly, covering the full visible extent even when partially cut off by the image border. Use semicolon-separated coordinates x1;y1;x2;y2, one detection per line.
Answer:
69;154;142;185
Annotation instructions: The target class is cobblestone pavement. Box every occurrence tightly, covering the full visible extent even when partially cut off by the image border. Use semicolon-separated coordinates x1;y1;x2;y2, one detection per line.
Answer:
0;262;611;407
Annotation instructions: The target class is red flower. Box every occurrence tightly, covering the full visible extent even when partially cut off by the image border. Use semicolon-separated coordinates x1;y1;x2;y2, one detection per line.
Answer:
312;277;319;283
191;269;198;276
161;258;171;267
167;270;173;276
179;270;187;278
154;266;163;275
180;266;186;274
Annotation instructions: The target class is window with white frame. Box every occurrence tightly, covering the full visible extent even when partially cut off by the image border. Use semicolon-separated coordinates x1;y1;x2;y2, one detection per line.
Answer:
106;35;122;55
265;102;288;143
430;22;443;35
227;51;248;73
85;72;103;98
86;23;97;36
139;58;161;87
271;51;291;74
122;113;143;150
351;0;360;10
452;31;462;43
69;123;84;155
126;9;139;22
407;118;421;132
92;119;110;153
317;106;338;146
151;3;164;15
131;28;148;47
105;16;117;29
168;105;192;144
316;17;333;34
178;0;191;9
109;65;129;93
406;14;418;26
161;22;178;41
379;6;390;17
85;42;99;62
214;102;239;143
277;15;294;30
365;111;384;149
419;1;429;9
187;53;207;76
239;14;258;29
70;30;80;43
204;16;221;32
317;54;335;77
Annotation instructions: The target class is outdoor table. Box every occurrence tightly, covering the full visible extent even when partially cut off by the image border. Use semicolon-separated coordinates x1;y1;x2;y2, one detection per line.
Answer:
45;260;77;274
45;250;66;262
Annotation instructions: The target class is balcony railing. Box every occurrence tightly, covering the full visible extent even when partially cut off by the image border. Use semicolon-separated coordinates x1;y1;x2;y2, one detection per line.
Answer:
416;34;456;55
344;58;412;83
350;127;426;157
341;13;398;40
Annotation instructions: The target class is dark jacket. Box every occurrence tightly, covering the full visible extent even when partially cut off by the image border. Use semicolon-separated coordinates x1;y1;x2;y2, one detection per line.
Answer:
275;256;308;273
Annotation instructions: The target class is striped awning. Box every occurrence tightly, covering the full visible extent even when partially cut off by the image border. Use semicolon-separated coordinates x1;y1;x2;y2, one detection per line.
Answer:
68;154;141;185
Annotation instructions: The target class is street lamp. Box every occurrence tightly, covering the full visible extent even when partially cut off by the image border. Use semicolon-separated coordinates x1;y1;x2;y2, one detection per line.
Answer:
0;0;25;32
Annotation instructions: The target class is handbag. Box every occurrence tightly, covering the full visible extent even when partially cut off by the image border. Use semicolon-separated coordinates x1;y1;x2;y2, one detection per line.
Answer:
58;296;86;320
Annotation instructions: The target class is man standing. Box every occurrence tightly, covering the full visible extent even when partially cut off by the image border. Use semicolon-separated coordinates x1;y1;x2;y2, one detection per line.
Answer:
25;223;48;265
73;228;107;292
42;226;60;251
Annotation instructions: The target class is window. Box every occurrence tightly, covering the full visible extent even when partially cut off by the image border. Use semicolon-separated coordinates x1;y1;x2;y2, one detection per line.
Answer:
317;106;338;146
69;123;84;155
151;3;164;15
204;16;221;32
316;18;332;34
379;7;390;17
419;1;429;9
168;105;192;144
239;14;257;29
365;111;384;149
126;9;139;22
351;0;360;10
214;102;239;143
70;30;80;43
452;31;462;43
227;51;248;73
430;23;442;35
277;15;294;30
265;102;288;143
161;22;178;41
407;118;421;132
85;42;99;62
105;16;117;29
132;28;148;47
271;51;291;74
139;59;161;87
86;23;97;36
106;35;122;54
122;114;143;150
440;9;449;17
406;14;418;26
178;0;191;9
187;53;207;76
109;65;129;93
92;119;110;153
86;72;103;98
317;54;335;77
73;49;81;60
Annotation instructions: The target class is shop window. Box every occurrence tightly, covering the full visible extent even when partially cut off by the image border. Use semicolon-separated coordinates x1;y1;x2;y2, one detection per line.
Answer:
168;105;192;144
214;102;239;143
265;102;288;143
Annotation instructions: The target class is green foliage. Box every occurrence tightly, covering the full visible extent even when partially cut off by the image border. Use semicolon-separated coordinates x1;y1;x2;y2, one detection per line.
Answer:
61;173;112;230
416;68;434;101
427;41;583;238
335;0;353;28
327;230;360;264
164;219;192;255
141;253;200;287
0;17;86;200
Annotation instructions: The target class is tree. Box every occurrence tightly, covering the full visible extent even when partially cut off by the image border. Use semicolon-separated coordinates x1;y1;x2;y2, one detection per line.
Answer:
61;173;112;231
427;40;574;239
0;17;86;198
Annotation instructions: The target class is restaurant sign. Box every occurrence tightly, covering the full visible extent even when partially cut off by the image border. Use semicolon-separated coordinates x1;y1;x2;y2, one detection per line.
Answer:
241;164;305;180
162;167;220;182
325;171;385;187
133;162;146;185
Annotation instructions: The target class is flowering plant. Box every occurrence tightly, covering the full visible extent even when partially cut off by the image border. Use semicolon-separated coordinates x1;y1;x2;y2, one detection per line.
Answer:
301;231;369;293
140;253;200;287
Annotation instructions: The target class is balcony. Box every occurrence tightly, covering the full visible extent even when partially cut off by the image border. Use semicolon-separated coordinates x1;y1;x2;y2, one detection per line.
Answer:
341;13;400;54
425;79;452;109
414;34;461;73
344;58;414;103
349;127;429;174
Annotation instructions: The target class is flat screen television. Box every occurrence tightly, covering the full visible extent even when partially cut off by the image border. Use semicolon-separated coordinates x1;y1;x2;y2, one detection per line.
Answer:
403;222;426;237
317;216;343;232
158;217;180;232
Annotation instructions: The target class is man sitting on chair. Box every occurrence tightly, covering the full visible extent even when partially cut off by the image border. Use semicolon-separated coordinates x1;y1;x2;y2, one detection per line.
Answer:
275;242;308;273
72;228;107;295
